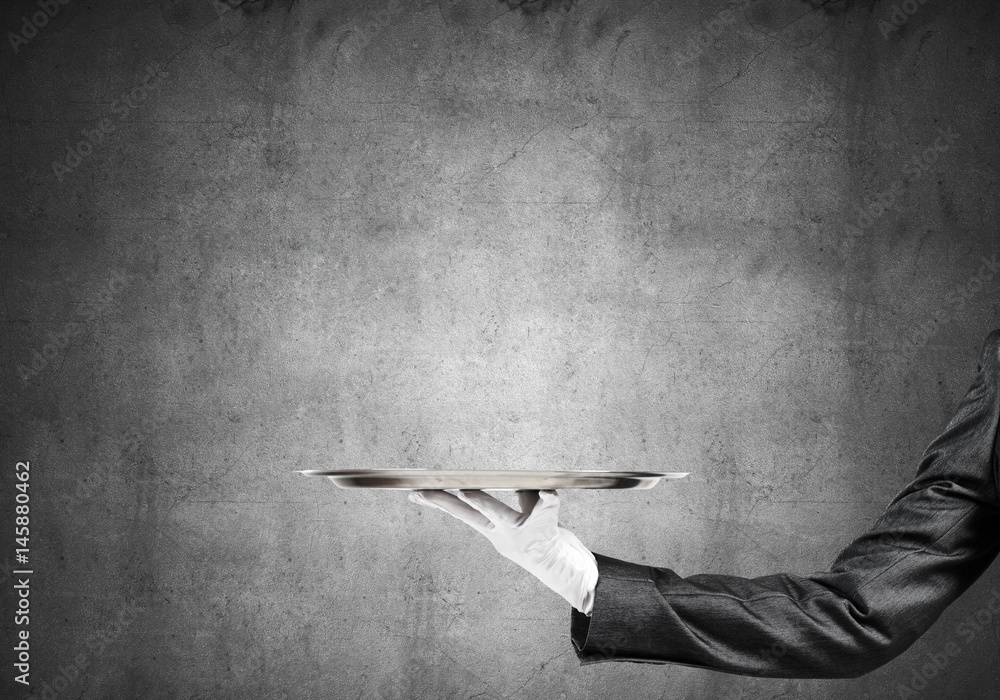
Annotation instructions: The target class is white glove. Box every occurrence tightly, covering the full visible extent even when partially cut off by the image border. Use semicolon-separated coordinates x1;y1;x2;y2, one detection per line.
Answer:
409;489;598;615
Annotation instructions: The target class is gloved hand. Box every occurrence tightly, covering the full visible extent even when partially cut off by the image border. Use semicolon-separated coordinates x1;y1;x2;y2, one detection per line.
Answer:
409;489;598;615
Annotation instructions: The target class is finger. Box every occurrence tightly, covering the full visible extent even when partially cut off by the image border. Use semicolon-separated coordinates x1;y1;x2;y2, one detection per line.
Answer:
410;490;493;531
410;490;493;532
456;489;523;526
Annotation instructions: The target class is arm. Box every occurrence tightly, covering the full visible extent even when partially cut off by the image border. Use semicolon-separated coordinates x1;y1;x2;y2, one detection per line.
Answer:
571;330;1000;677
415;330;1000;678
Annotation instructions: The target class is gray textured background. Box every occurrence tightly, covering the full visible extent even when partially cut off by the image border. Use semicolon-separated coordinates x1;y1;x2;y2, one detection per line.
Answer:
2;0;999;697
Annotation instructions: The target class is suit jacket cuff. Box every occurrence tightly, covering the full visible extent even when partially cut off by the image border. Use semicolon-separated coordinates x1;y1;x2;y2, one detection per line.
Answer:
571;552;676;665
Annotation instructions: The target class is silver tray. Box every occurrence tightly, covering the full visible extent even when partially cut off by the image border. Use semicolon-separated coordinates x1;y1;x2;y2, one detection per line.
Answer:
299;469;689;490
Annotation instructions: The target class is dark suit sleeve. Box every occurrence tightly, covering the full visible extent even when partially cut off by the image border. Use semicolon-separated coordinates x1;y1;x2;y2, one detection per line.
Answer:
572;330;1000;678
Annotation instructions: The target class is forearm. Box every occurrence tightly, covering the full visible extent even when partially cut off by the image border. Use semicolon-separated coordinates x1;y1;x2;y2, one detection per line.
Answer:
572;553;902;678
573;497;1000;677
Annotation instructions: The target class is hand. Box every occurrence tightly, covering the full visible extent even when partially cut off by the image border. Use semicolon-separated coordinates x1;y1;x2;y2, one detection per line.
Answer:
409;489;598;614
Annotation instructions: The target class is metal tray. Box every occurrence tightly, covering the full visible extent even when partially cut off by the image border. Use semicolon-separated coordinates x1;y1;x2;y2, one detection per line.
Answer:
299;469;689;490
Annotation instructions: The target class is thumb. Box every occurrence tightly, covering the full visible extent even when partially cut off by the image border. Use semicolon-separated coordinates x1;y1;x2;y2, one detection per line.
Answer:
536;489;561;512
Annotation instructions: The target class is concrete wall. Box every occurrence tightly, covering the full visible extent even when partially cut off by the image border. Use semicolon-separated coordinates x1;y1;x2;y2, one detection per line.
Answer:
2;0;999;697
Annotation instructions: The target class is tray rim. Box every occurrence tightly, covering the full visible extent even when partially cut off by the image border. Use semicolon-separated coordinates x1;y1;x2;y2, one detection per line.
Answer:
298;469;690;478
298;469;689;490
